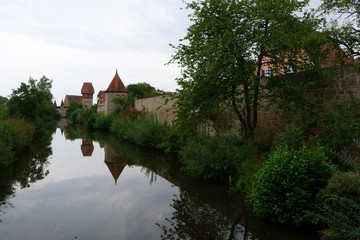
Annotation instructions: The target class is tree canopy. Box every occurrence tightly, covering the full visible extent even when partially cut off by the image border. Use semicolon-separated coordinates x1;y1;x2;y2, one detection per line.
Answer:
319;0;360;57
170;0;329;140
126;82;160;99
7;76;59;126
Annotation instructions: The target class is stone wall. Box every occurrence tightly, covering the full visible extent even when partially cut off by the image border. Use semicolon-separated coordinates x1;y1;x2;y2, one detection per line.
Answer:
105;92;127;114
97;104;105;114
133;65;359;138
82;98;93;108
134;95;177;124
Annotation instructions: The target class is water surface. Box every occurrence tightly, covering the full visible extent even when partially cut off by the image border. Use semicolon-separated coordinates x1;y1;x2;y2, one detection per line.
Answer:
0;124;321;240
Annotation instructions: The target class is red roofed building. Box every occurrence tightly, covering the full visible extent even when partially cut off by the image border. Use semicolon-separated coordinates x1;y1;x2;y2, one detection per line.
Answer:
64;95;83;107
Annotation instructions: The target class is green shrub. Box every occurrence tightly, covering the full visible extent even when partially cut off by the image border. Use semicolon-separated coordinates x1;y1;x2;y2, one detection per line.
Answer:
320;97;360;152
316;172;360;240
85;115;97;129
110;116;170;148
93;114;113;131
180;136;243;182
234;153;265;194
66;101;82;118
249;141;332;225
0;118;35;166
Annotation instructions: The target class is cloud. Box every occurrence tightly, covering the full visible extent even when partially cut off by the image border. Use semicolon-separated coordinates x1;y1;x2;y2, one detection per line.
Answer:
0;0;189;102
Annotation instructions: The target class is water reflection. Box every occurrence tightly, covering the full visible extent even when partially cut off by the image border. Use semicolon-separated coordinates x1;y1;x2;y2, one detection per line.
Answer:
0;123;320;240
81;139;94;157
70;126;320;240
0;121;56;222
104;146;126;184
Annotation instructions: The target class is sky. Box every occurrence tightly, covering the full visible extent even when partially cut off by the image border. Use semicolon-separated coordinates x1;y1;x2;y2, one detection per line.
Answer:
0;0;322;104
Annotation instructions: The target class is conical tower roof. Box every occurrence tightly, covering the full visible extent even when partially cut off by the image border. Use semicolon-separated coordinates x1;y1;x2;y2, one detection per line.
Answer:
105;163;126;185
105;70;128;93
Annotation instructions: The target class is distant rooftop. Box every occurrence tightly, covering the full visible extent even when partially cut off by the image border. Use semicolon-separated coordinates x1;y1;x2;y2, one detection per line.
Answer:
105;70;128;93
81;82;94;94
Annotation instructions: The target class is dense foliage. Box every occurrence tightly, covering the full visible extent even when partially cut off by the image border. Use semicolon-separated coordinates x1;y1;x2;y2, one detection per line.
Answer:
0;118;35;166
249;126;332;225
180;136;243;182
126;82;160;99
7;76;59;131
319;0;360;58
314;145;360;240
320;96;360;152
0;76;58;166
110;116;170;148
170;0;329;140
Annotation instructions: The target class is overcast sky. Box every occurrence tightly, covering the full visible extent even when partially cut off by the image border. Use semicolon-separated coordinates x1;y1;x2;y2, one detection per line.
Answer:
0;0;322;104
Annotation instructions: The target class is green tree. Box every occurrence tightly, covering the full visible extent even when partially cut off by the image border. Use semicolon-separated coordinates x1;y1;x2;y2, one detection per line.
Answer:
319;0;360;58
7;76;58;126
126;82;159;99
170;0;329;141
112;93;136;112
66;101;82;118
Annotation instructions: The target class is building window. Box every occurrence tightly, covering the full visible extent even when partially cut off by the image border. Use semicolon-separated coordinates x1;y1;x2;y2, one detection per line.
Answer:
284;65;297;74
262;68;273;77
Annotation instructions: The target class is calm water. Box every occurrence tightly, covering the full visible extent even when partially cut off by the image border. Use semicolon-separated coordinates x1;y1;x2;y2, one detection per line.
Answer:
0;123;321;240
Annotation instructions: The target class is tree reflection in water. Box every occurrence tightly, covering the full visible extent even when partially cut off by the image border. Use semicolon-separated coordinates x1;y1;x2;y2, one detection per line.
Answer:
0;122;56;222
156;189;251;240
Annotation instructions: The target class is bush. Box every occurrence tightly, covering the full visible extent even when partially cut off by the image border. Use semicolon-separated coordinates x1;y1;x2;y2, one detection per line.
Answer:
93;114;113;131
316;172;360;240
249;134;332;225
110;116;170;148
234;153;265;194
0;118;35;166
180;136;244;182
314;144;360;240
320;97;360;152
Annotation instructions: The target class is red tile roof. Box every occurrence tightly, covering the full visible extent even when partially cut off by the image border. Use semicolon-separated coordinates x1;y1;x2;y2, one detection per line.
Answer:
65;95;83;105
53;100;57;107
61;100;64;106
105;70;128;93
81;82;94;94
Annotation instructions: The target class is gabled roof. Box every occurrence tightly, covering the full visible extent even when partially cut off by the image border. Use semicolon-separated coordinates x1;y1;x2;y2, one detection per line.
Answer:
53;100;57;107
61;100;64;106
65;95;83;105
105;70;128;93
81;82;95;94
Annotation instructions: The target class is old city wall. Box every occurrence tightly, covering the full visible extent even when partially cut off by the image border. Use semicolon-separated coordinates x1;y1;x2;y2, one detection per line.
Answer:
134;65;360;137
134;95;177;125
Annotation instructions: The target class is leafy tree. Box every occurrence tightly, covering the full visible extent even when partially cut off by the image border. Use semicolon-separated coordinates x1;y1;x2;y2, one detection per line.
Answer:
319;0;360;58
7;76;59;126
0;96;8;105
0;96;8;118
112;93;136;112
126;82;159;99
66;101;82;118
170;0;329;140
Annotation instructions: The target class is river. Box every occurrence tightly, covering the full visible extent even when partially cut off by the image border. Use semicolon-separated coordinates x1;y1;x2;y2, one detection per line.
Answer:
0;123;321;240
